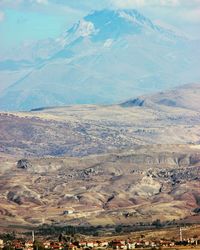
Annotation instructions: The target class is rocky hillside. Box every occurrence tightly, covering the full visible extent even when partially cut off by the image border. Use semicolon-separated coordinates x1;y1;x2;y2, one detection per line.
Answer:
0;145;200;227
0;83;199;228
0;83;200;158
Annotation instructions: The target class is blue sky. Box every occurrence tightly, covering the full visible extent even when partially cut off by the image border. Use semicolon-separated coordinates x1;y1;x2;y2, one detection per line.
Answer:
0;0;200;51
0;9;69;47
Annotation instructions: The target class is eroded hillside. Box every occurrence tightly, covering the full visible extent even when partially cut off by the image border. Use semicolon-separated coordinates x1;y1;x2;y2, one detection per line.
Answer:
0;84;199;228
0;145;200;227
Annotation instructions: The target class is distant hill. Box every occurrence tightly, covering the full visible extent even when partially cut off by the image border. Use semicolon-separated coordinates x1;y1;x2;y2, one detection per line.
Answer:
122;83;200;111
0;83;199;158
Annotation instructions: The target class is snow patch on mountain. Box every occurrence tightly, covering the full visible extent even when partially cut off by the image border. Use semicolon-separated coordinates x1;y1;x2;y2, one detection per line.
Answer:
76;20;97;37
104;39;113;48
118;10;152;28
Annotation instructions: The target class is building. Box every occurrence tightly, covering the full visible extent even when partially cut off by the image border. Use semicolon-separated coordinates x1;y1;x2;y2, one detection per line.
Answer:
0;239;4;249
43;241;51;249
25;241;33;250
63;210;74;215
79;241;87;248
99;241;109;248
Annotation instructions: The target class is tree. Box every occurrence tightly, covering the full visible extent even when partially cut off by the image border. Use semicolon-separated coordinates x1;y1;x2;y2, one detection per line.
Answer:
152;219;162;228
115;225;123;234
33;240;45;250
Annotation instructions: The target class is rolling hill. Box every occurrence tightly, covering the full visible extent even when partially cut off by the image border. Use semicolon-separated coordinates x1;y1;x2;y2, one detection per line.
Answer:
0;83;200;158
122;83;200;111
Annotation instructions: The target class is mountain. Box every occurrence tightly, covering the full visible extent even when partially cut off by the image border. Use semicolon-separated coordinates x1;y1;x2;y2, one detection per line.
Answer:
0;84;200;227
0;9;200;111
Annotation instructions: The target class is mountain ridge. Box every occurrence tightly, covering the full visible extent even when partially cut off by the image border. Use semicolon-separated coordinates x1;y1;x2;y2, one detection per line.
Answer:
29;82;200;112
121;82;200;111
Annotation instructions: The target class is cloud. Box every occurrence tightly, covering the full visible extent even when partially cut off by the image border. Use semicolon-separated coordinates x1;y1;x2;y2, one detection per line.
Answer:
110;0;145;8
1;0;199;10
35;0;48;4
160;0;180;6
0;0;48;7
180;8;200;23
110;0;200;8
0;11;5;22
110;0;181;8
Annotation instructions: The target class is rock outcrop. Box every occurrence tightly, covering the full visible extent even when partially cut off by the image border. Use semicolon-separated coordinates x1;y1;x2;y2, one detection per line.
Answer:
17;159;32;169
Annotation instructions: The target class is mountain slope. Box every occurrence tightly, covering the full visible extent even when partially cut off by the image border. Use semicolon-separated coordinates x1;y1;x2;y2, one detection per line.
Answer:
122;83;200;111
0;9;199;111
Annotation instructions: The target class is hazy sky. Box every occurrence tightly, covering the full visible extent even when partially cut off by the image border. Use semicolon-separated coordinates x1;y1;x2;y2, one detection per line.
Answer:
0;0;200;50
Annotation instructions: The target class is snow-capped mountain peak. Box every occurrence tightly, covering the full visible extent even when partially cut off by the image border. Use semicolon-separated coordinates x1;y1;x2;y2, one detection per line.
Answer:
0;8;199;111
59;9;181;48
